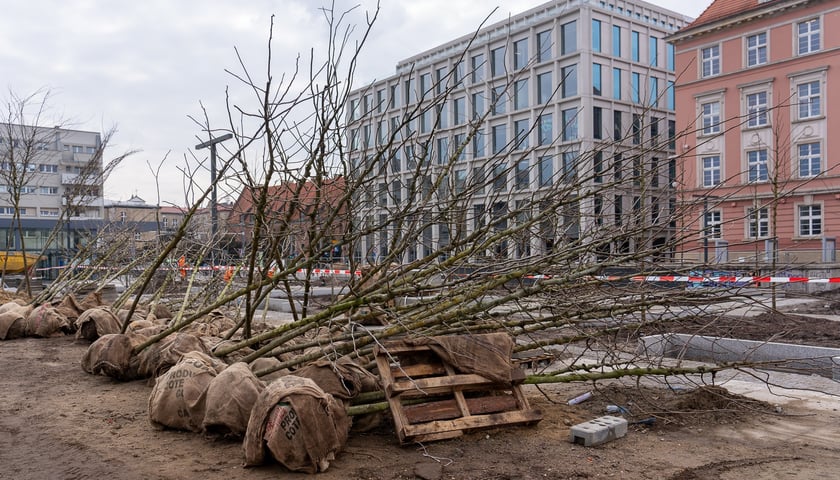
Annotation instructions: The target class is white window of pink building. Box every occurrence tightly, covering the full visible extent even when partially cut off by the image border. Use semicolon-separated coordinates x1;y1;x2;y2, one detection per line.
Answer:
797;18;820;55
701;44;720;77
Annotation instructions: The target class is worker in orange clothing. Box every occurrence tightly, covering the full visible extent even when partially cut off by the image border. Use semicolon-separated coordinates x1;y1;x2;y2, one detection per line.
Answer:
178;256;187;279
224;266;234;283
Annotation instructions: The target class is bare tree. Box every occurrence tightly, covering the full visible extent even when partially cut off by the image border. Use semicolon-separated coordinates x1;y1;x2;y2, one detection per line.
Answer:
0;89;135;297
31;4;825;412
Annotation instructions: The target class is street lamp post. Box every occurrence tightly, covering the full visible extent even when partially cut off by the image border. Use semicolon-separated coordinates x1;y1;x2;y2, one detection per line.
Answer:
195;133;232;262
702;196;709;265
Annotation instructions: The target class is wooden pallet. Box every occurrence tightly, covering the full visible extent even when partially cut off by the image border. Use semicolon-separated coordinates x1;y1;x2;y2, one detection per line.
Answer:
374;339;542;444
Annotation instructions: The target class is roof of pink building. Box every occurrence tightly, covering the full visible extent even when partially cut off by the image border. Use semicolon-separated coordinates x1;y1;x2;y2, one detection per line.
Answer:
683;0;786;32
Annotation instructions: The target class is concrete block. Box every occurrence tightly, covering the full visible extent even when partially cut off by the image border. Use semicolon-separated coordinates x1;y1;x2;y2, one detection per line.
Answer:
569;415;627;447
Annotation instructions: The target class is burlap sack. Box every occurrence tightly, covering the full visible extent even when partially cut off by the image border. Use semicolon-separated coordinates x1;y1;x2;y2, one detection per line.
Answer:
81;333;146;381
293;356;379;401
75;306;122;342
77;290;104;311
203;362;265;436
127;319;158;332
117;308;147;325
207;339;254;365
0;302;32;340
179;310;237;337
53;294;84;326
152;303;173;321
136;332;210;378
406;332;516;383
293;357;382;432
133;324;167;337
148;351;226;432
23;304;71;337
250;357;289;383
243;375;350;473
0;298;34;316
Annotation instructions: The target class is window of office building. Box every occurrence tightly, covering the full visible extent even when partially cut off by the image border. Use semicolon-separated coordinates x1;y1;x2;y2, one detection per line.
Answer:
492;86;507;114
514;119;529;150
515;159;530;190
513;38;528;70
612;25;621;57
538;114;553;145
473;130;486;158
492;124;507;154
435;67;447;95
666;81;675;110
592;19;602;53
514;79;529;110
493;163;507;191
472;91;486;121
613;110;622;141
649;36;658;67
613;67;621;100
631;31;640;62
537;29;552;62
471;53;485;83
593;107;603;140
649;77;658;107
593;64;602;96
562;151;578;183
453;97;466;125
561;65;577;97
666;43;675;71
631;72;640;103
561;108;578;141
491;47;506;77
529;72;549;106
539;155;553;187
561;20;577;55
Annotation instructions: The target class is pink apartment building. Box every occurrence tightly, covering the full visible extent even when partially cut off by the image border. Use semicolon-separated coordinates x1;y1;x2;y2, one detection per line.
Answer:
670;0;840;267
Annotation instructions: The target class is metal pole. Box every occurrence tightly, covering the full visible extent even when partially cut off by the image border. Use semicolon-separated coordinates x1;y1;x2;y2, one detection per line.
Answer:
209;144;218;240
195;133;232;262
703;197;708;264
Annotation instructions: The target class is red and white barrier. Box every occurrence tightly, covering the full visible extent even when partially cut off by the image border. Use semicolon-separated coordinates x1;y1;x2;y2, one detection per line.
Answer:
596;275;840;284
32;263;840;285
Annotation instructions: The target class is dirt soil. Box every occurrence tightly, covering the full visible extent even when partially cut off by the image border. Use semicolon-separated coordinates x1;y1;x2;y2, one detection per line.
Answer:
3;285;840;480
2;315;840;480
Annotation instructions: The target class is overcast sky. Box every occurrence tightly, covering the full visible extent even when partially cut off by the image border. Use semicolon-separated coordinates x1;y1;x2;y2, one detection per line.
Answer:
0;0;710;206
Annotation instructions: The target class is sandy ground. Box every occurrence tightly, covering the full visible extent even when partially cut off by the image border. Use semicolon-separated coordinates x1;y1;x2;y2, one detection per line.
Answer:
2;329;840;480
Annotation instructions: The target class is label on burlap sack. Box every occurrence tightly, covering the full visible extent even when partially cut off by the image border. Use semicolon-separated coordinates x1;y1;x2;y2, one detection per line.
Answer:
265;402;300;441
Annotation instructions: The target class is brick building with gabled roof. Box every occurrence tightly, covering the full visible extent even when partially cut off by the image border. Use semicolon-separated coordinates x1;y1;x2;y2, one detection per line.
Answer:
229;177;348;260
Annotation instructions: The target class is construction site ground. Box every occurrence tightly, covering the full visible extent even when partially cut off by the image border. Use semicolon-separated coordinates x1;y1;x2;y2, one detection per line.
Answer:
2;290;840;479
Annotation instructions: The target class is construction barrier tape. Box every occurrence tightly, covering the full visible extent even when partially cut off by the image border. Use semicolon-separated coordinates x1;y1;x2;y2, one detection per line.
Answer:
31;264;838;284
